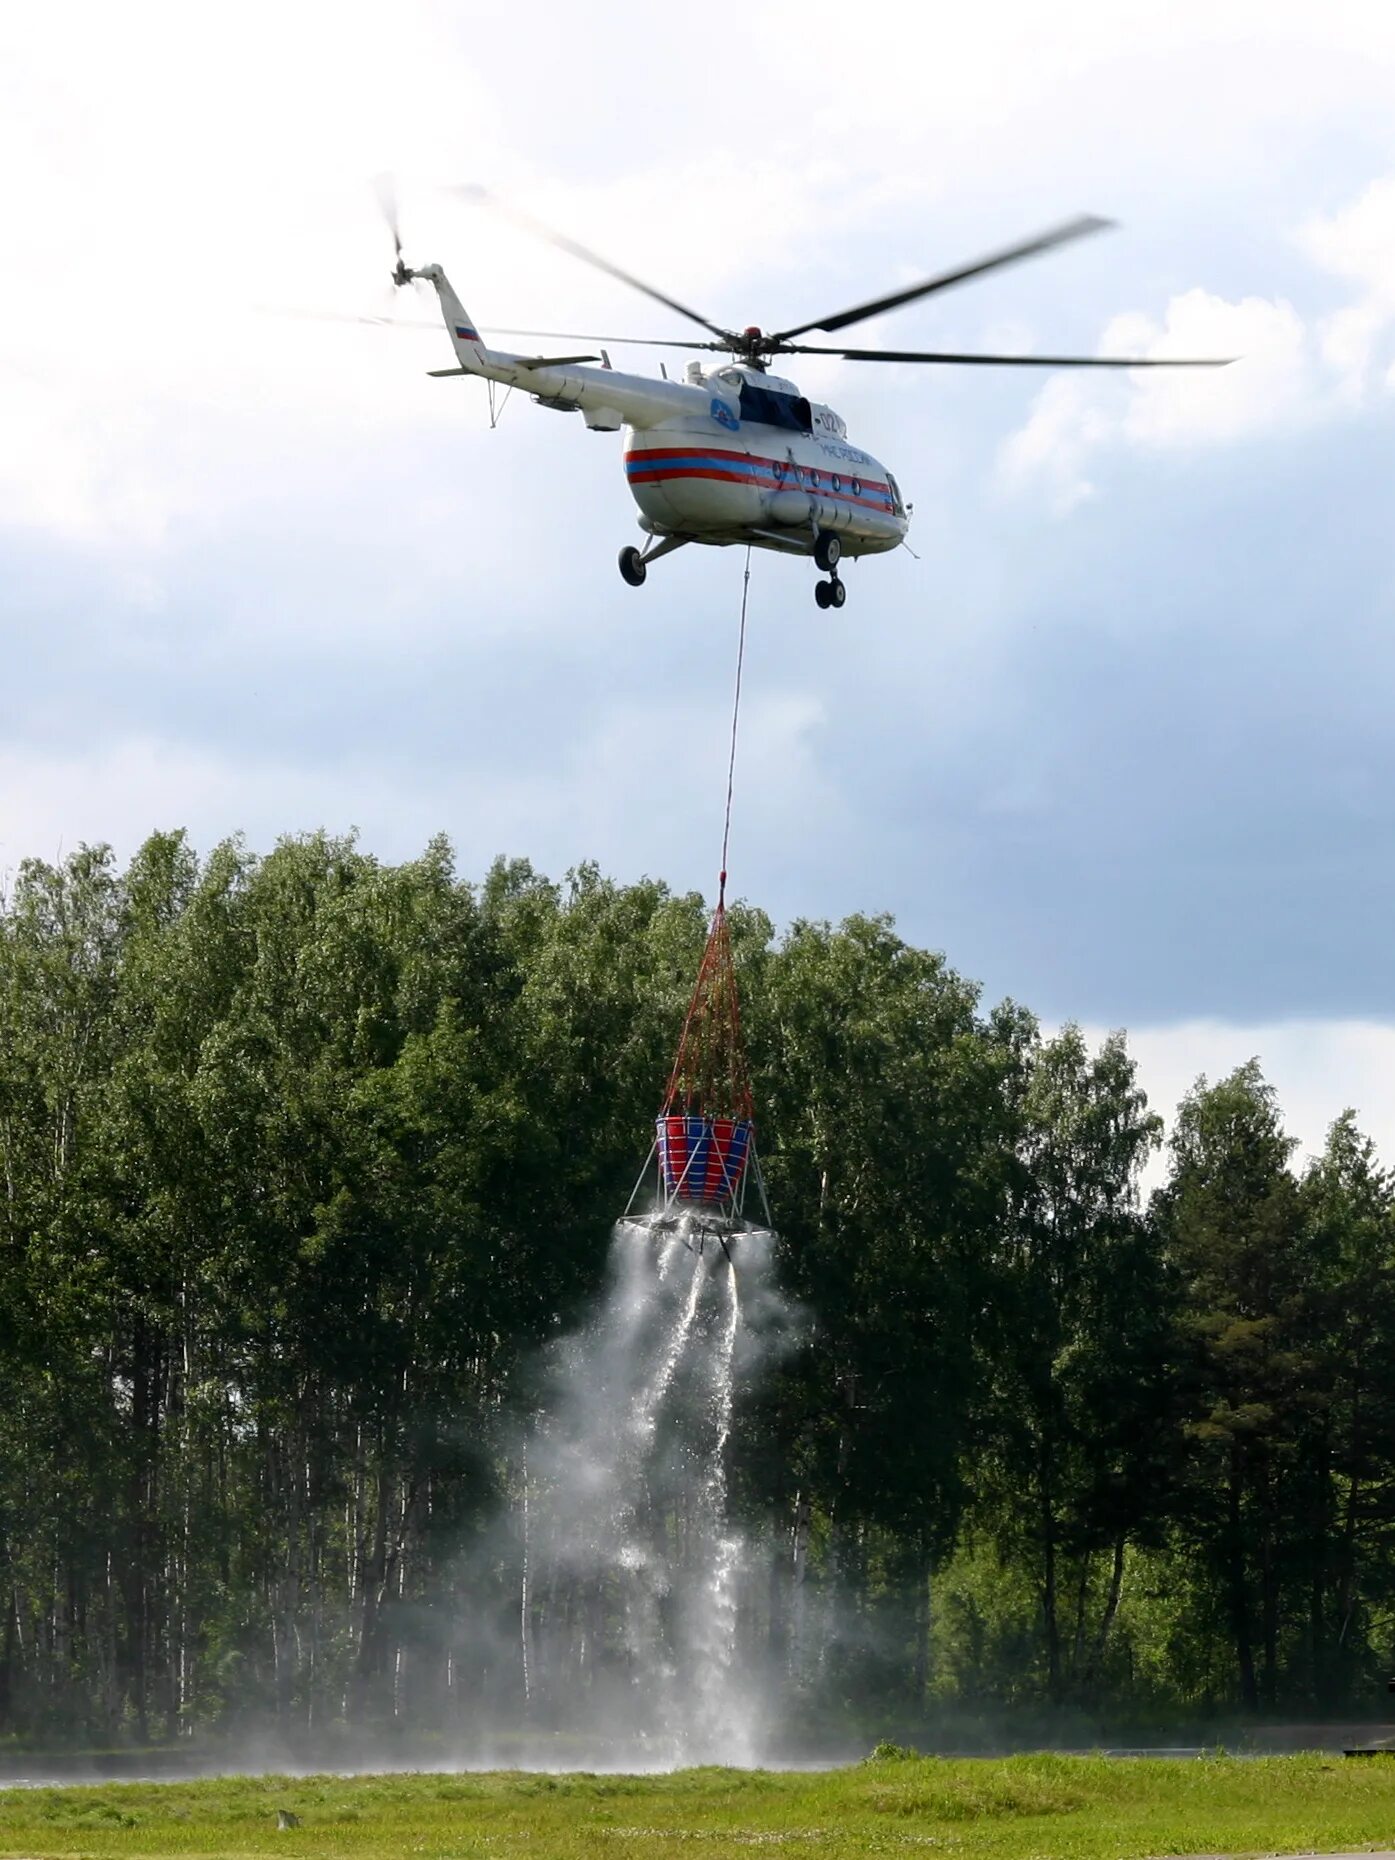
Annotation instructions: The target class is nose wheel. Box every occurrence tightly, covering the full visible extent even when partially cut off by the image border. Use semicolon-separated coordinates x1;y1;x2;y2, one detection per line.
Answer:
814;577;846;610
618;534;691;586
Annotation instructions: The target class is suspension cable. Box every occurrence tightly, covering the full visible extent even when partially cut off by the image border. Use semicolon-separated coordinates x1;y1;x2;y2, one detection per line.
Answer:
717;547;752;910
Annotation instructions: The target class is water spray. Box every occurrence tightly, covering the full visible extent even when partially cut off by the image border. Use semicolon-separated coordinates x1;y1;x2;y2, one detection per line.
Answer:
512;556;789;1767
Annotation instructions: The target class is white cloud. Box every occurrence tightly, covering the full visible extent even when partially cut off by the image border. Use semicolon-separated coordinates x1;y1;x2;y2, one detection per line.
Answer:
763;0;1395;187
999;174;1395;510
0;2;887;551
1079;1017;1395;1187
0;366;176;547
0;687;835;902
1301;175;1395;392
998;374;1112;512
1301;175;1395;303
0;0;483;546
1112;293;1313;448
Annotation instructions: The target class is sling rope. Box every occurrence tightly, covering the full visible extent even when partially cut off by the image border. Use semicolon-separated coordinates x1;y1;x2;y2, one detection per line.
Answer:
659;548;756;1122
644;547;771;1227
717;547;752;910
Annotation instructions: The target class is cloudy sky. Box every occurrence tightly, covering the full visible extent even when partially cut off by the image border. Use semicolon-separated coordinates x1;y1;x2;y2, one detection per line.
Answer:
4;0;1395;1164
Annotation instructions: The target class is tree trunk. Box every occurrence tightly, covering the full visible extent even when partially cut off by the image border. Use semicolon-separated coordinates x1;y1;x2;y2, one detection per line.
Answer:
1227;1446;1258;1710
910;1538;932;1708
1039;1445;1061;1702
1083;1534;1126;1694
789;1489;810;1683
519;1443;534;1718
1258;1451;1278;1710
352;1457;393;1718
121;1314;159;1742
0;1577;16;1734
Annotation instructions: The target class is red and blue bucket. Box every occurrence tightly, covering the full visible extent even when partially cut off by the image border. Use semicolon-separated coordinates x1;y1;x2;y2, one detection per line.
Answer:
656;1113;753;1206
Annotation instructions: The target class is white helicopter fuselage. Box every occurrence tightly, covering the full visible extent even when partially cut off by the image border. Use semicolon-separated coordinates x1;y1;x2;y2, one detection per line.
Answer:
623;366;906;559
414;264;909;564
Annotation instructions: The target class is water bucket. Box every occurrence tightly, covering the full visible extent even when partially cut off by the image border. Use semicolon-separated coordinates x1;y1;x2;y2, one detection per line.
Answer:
656;1113;753;1206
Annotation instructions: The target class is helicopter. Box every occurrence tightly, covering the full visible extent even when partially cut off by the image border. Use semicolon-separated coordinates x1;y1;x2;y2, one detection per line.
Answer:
380;192;1230;607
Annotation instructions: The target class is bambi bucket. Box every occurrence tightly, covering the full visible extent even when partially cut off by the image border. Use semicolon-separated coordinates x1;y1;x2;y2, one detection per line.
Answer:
656;1114;753;1205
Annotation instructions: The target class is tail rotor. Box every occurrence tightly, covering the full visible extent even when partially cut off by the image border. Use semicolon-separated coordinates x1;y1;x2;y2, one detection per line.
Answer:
375;172;413;288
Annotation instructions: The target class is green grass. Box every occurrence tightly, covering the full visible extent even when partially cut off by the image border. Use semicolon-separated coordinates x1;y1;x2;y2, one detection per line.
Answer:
3;1753;1395;1860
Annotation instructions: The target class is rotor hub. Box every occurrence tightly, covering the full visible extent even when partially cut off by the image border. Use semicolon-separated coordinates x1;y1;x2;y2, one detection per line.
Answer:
735;325;772;369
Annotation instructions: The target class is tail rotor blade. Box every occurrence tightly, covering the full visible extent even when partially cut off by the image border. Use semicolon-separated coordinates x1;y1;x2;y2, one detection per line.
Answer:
374;171;403;265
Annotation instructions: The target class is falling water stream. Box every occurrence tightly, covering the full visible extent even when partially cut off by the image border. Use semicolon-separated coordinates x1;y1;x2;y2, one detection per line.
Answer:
523;1220;784;1766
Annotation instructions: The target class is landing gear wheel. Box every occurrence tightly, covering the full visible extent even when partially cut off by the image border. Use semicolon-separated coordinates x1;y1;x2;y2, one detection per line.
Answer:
829;577;847;609
814;580;833;609
814;531;841;573
618;546;647;588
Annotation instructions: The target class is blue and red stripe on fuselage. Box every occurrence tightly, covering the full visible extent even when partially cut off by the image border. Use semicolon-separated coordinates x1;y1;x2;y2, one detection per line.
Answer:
622;428;904;557
626;445;896;513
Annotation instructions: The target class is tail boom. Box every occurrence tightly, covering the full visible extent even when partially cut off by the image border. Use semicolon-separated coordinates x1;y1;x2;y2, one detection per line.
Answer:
408;263;706;429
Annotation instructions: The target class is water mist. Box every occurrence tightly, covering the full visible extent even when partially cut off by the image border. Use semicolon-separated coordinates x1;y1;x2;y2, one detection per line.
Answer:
518;1220;790;1767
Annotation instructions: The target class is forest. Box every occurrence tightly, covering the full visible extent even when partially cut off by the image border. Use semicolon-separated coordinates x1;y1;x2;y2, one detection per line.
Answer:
2;830;1394;1749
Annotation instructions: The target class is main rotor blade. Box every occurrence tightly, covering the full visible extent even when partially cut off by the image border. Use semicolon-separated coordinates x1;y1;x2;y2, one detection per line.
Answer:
265;308;725;348
265;308;439;329
456;185;738;346
771;215;1115;342
480;326;727;349
786;343;1234;367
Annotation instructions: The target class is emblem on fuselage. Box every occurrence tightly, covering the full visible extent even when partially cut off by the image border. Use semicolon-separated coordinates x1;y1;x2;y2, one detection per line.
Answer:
710;397;740;432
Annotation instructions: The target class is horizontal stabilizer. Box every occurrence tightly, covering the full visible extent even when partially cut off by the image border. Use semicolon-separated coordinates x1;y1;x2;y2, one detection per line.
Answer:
427;354;598;378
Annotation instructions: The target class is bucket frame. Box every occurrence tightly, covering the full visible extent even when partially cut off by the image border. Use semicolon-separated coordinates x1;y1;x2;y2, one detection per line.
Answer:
621;1117;775;1255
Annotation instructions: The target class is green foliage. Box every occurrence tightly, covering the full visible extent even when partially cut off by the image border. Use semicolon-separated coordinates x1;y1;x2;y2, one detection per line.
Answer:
1;835;1394;1742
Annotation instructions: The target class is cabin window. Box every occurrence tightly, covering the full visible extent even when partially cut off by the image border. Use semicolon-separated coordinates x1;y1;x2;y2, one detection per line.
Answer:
831;474;842;493
737;382;813;432
851;477;862;497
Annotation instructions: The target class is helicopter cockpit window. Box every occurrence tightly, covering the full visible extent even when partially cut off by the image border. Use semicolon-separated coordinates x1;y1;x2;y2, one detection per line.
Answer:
737;382;812;432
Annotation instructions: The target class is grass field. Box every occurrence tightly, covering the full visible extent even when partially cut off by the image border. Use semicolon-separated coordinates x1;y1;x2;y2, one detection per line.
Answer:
4;1753;1395;1860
